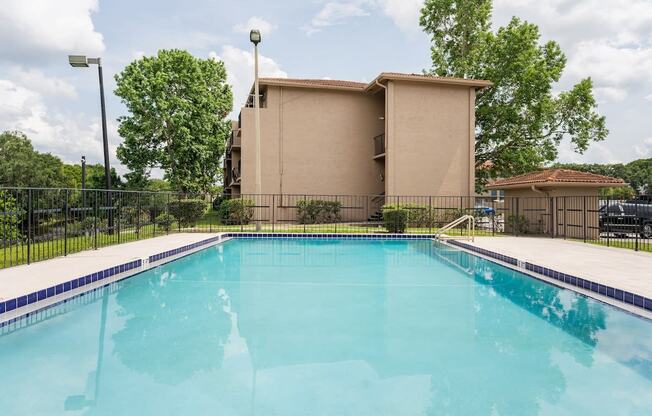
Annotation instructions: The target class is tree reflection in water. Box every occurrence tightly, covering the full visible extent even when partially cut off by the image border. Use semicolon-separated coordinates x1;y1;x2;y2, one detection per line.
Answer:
112;268;232;385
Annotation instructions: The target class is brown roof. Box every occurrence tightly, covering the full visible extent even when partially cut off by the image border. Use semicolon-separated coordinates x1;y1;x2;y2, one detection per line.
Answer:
257;72;492;93
485;169;626;189
259;77;368;90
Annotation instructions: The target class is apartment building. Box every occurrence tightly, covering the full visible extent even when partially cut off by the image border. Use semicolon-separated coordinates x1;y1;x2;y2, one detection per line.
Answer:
223;72;491;198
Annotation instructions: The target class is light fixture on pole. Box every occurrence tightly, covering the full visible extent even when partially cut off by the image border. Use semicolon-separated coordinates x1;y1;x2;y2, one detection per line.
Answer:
250;29;262;231
69;55;113;233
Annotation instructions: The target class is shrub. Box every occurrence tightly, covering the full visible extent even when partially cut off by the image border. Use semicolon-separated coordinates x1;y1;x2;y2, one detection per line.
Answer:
0;191;22;245
167;199;208;227
297;200;342;224
382;207;408;233
155;213;175;231
76;216;108;235
120;207;149;226
212;194;228;211
217;198;254;225
383;204;436;228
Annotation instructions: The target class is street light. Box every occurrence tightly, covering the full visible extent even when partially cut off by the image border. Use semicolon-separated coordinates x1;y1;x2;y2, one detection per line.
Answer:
250;30;262;231
69;55;113;233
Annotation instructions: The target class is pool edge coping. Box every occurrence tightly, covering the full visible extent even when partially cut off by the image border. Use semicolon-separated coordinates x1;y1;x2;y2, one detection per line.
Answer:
2;232;650;326
0;233;436;326
445;239;652;320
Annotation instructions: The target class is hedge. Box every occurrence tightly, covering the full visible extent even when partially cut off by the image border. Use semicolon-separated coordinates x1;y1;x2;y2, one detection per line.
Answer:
383;204;470;228
217;198;255;225
167;199;208;227
155;213;175;231
297;199;342;224
382;207;407;233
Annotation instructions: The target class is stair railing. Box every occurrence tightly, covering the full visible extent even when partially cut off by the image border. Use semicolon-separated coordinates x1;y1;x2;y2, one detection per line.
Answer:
435;215;475;242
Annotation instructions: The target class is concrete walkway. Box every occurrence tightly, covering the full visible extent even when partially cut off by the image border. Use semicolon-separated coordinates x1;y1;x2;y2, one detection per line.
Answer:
466;236;652;299
0;233;222;302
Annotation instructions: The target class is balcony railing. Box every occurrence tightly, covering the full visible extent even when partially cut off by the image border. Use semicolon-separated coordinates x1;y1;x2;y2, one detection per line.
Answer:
373;134;385;158
231;167;241;185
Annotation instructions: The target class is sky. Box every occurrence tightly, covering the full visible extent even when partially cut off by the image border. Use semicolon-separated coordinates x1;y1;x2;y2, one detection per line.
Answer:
0;0;651;175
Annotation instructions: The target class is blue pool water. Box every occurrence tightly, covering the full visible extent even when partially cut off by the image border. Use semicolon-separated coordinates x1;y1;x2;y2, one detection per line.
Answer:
1;238;652;415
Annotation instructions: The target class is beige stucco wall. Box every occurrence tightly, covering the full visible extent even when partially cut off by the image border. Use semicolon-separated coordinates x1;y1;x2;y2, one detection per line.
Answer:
502;187;601;239
240;86;385;197
385;80;475;197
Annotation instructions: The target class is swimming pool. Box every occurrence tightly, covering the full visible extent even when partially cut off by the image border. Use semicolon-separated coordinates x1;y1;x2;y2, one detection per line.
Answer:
1;238;651;415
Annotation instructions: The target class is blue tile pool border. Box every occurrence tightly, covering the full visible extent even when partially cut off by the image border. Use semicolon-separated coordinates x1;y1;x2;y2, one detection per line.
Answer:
447;239;652;314
4;232;649;326
0;233;438;324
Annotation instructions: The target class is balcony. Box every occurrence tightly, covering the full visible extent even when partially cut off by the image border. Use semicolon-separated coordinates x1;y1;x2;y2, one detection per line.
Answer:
230;167;241;186
373;134;385;159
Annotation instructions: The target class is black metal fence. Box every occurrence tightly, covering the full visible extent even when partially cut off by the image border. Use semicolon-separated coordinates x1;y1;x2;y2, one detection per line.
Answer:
1;188;650;270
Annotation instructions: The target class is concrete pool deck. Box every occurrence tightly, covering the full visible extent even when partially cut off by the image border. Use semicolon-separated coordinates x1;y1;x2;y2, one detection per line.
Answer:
0;233;223;302
462;237;652;299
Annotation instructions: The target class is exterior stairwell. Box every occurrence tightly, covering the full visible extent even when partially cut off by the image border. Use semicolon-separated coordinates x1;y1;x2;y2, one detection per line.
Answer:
368;210;383;222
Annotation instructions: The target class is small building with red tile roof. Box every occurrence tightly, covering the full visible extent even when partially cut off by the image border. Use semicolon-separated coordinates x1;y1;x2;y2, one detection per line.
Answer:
485;168;626;190
485;169;626;239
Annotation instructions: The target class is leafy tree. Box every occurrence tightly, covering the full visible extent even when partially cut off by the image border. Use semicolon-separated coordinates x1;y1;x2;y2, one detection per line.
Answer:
62;162;123;190
420;1;608;187
0;131;67;187
114;49;233;195
553;159;652;195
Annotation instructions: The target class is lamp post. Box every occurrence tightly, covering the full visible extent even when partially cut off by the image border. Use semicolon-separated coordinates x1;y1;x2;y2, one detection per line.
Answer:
69;55;113;233
81;155;87;207
250;29;262;231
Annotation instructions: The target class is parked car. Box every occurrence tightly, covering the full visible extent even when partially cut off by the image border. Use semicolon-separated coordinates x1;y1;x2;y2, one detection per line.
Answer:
599;202;652;238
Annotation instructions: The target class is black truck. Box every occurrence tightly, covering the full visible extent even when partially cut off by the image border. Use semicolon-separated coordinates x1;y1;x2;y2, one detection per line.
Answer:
599;202;652;238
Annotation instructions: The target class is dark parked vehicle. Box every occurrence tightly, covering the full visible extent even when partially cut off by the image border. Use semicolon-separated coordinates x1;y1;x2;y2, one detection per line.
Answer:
599;202;652;238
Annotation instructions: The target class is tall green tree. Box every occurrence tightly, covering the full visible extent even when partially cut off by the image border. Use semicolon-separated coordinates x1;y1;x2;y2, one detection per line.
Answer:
114;49;233;195
0;131;66;187
420;1;608;187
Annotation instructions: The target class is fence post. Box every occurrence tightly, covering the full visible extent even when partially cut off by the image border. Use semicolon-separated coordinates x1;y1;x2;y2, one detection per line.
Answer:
178;194;182;233
27;189;32;264
166;193;170;235
491;198;495;236
583;196;587;243
606;196;610;247
635;199;639;251
429;196;432;235
136;192;141;239
562;196;568;240
117;193;121;244
64;189;69;256
272;194;275;232
94;191;98;249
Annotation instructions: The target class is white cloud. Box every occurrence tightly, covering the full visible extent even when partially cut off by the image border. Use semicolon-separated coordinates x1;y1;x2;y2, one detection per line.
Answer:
634;137;652;158
233;17;276;36
209;46;288;115
0;0;104;63
557;138;621;164
566;40;652;88
0;79;122;170
303;0;426;34
646;94;652;102
9;68;77;99
594;86;627;104
377;0;423;33
303;1;371;35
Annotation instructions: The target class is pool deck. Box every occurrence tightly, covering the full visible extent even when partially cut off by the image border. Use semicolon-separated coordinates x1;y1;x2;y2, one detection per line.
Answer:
0;233;223;303
456;236;652;316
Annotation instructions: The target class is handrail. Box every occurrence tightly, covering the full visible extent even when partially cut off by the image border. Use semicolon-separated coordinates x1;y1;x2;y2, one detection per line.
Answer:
435;214;475;242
